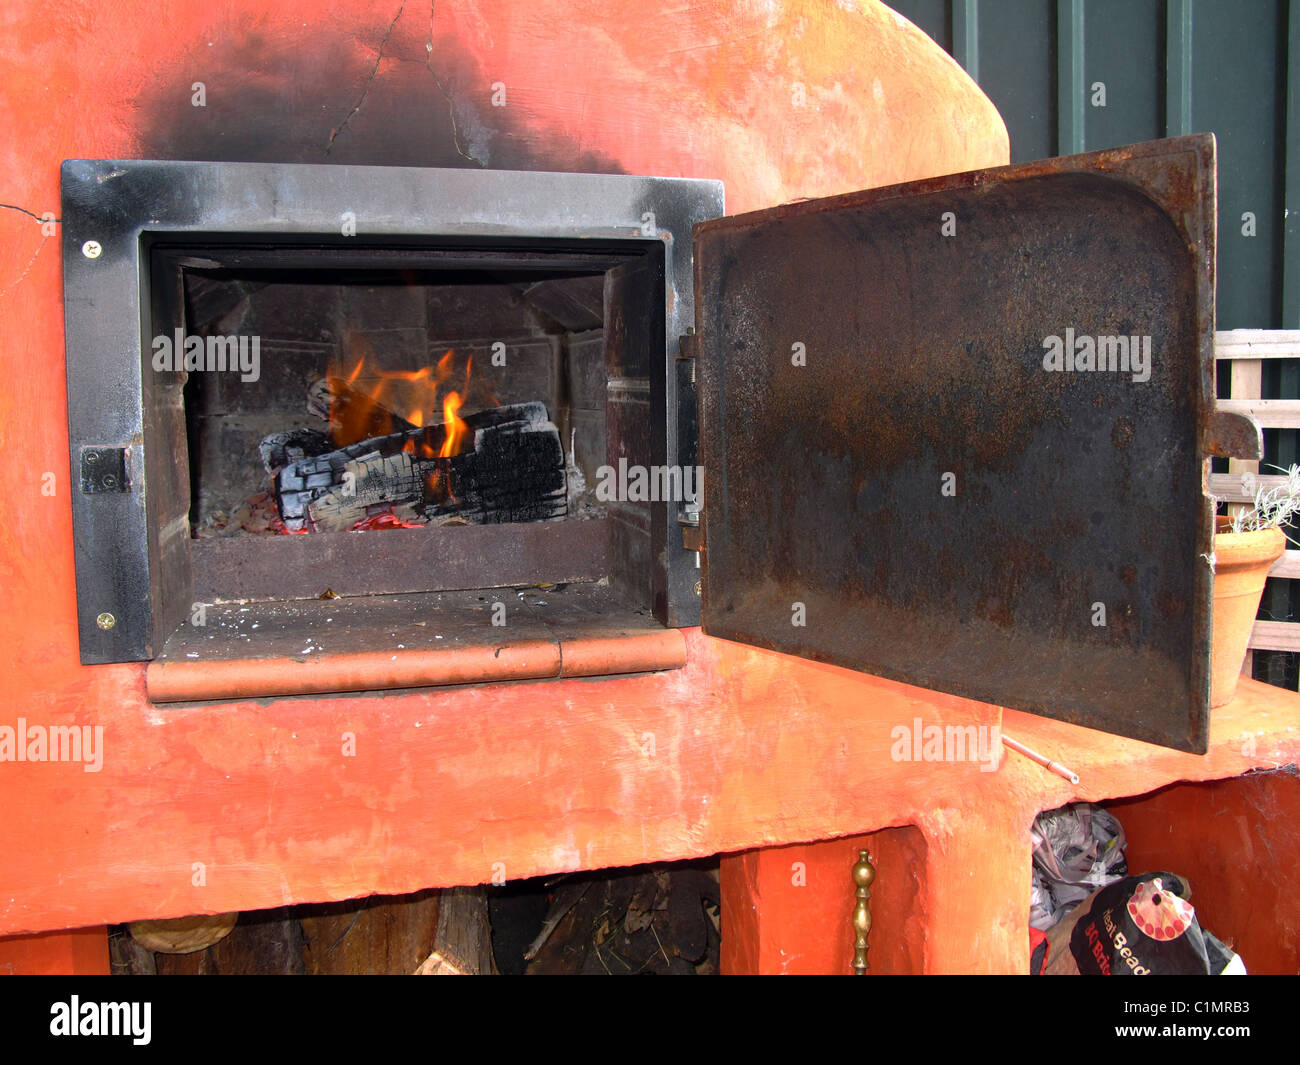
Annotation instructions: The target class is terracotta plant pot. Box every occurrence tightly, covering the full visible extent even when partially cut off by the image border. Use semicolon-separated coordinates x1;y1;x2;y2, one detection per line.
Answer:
1210;516;1286;707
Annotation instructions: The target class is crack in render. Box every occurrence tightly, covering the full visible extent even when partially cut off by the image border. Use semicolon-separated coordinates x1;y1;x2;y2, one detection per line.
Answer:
326;0;411;155
427;0;485;167
0;203;57;224
0;234;49;299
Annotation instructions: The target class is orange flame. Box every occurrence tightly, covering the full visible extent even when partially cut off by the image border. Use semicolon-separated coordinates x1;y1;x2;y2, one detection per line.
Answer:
438;354;472;461
331;348;435;448
330;339;474;463
436;348;456;381
439;391;467;458
328;338;480;508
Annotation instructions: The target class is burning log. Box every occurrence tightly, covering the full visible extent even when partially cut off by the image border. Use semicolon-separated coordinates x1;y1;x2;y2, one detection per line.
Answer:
307;451;427;533
322;373;418;443
258;427;334;475
273;401;566;532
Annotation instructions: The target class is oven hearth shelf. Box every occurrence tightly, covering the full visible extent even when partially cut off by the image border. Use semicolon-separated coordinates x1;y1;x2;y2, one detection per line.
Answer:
147;582;684;703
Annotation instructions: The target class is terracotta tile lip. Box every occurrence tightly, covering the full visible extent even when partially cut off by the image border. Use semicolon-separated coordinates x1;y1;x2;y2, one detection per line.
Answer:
558;631;687;678
146;631;686;703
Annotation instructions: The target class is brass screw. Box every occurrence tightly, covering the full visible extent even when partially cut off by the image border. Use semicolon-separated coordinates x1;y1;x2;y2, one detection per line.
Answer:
96;612;116;630
693;580;702;596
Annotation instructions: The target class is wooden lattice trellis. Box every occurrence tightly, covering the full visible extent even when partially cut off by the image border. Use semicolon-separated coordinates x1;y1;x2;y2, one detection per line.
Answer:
1210;330;1300;678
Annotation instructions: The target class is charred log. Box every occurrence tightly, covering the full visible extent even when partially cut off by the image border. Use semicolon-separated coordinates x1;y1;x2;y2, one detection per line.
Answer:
272;401;566;532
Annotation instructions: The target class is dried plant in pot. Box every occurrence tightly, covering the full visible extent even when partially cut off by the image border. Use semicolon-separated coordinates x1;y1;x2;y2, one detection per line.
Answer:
1210;465;1300;706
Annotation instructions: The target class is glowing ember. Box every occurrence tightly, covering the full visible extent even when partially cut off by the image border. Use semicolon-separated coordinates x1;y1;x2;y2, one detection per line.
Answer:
350;509;426;531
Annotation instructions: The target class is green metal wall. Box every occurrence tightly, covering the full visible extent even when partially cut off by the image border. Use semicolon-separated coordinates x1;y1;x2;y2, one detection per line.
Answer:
888;0;1297;331
887;0;1300;682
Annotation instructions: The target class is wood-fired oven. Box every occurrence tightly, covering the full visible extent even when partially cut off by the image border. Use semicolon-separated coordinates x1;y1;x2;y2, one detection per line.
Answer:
62;135;1257;751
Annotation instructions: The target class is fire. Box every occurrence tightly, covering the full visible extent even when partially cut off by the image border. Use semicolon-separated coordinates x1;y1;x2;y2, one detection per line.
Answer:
330;346;424;448
439;391;467;457
436;347;456;381
329;340;474;463
325;339;478;508
438;356;471;460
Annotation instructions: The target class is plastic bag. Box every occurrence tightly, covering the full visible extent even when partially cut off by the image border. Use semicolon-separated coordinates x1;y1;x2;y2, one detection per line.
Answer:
1030;803;1127;931
1039;872;1246;975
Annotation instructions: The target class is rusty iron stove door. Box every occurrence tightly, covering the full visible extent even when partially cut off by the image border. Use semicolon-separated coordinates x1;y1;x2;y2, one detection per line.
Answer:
694;135;1232;753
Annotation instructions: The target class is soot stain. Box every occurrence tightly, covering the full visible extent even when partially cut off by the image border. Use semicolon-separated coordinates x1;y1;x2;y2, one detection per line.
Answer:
134;16;625;175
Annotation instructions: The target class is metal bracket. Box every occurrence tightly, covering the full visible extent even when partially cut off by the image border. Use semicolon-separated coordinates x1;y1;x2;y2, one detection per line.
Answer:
80;447;129;493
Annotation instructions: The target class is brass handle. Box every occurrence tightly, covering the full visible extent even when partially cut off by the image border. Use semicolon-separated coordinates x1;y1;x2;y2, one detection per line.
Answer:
852;848;876;974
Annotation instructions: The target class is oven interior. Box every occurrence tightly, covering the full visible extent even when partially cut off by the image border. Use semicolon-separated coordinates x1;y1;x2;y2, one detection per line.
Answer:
144;235;670;665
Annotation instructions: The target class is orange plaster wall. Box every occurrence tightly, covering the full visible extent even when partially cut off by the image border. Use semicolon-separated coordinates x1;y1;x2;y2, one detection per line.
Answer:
718;684;1300;974
0;0;1012;944
0;927;109;976
721;826;928;975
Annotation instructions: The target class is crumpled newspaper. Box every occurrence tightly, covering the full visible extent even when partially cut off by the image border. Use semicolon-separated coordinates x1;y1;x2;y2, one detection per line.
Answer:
1030;802;1127;931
